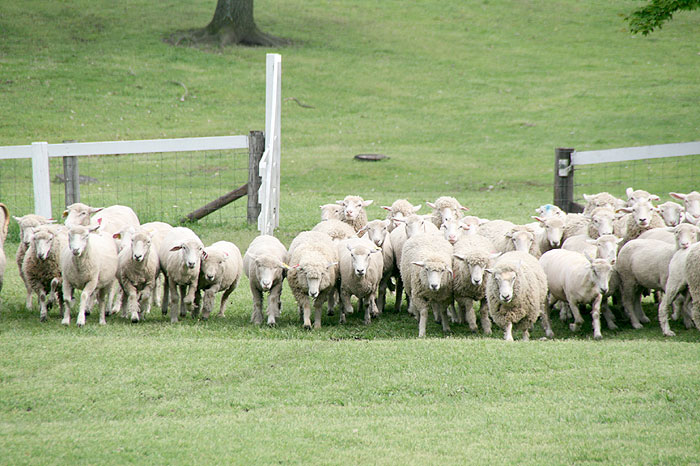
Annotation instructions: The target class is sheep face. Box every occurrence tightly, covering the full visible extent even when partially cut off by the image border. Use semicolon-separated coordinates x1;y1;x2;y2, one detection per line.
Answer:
588;208;615;236
364;221;389;247
507;229;534;253
320;204;344;222
22;226;35;247
170;241;204;269
590;235;622;265
63;203;102;228
293;261;335;298
68;226;97;257
460;216;485;235
673;223;700;250
201;250;228;282
130;232;152;263
621;201;655;228
32;229;56;261
536;204;566;220
347;243;380;277
440;219;463;245
588;258;612;295
657;202;683;227
626;188;659;206
535;216;564;248
489;269;517;303
337;197;372;221
404;215;429;239
413;261;451;291
671;191;700;222
254;257;284;291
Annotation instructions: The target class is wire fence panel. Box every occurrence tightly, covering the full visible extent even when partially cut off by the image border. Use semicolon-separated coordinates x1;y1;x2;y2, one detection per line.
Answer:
0;148;249;238
572;154;699;204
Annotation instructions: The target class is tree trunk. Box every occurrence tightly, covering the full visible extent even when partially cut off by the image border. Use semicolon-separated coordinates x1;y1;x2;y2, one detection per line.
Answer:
170;0;287;47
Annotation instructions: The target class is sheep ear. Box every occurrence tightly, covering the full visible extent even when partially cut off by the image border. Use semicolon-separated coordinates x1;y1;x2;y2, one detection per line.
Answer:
358;225;369;233
394;218;406;224
505;232;513;238
669;192;686;201
280;262;290;270
412;261;426;268
62;210;69;218
87;225;100;233
326;261;338;269
532;216;545;224
453;253;466;261
426;202;437;209
371;247;382;254
362;200;373;207
490;252;502;260
335;200;345;206
626;187;634;199
586;239;597;245
47;218;57;224
616;237;625;245
12;216;21;222
459;205;469;212
650;194;660;201
346;243;353;252
484;268;493;275
202;250;209;261
616;207;633;214
89;207;104;214
170;245;183;252
381;206;392;211
478;218;489;225
583;194;592;202
583;251;594;263
113;232;122;240
412;204;422;213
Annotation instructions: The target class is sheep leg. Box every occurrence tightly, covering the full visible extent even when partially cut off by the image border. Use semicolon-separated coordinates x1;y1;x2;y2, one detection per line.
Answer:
61;279;73;326
97;286;109;326
108;282;122;317
313;297;324;329
77;280;98;327
267;283;282;326
138;288;152;321
416;297;429;338
179;285;191;318
567;299;585;333
200;290;215;320
38;290;49;322
691;300;700;331
184;282;197;317
461;298;478;332
394;277;403;312
659;282;682;337
153;273;163;308
365;293;378;325
327;289;338;316
521;327;530;342
621;286;644;329
540;305;554;339
682;296;693;329
250;284;264;325
601;298;618;330
503;321;514;342
300;296;312;329
339;289;352;324
161;275;170;316
377;275;389;313
591;294;603;340
21;269;33;310
479;299;492;335
168;278;180;323
217;285;234;318
436;303;451;334
123;281;140;323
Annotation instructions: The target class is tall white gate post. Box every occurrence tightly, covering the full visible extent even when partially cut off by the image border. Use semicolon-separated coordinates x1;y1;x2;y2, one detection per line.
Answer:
31;142;52;218
258;53;282;235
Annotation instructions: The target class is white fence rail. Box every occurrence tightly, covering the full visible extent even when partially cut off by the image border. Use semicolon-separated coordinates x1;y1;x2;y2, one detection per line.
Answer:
0;55;282;234
258;53;282;236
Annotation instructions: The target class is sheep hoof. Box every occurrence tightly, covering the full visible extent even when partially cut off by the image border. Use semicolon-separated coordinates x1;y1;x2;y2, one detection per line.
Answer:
569;323;580;332
131;316;140;323
545;330;554;339
663;330;676;337
327;309;335;316
161;308;168;316
40;315;47;323
267;321;276;328
303;323;312;330
61;318;70;326
632;322;643;330
607;323;618;330
593;332;603;340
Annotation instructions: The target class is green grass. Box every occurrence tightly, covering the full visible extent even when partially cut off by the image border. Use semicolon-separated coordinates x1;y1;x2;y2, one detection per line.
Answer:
2;0;700;463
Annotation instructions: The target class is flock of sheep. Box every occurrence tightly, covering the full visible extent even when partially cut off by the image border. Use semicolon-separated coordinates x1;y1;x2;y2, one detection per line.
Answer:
1;188;699;340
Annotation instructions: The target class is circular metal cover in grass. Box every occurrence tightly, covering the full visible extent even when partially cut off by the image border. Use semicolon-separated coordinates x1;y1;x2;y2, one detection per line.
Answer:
354;153;389;161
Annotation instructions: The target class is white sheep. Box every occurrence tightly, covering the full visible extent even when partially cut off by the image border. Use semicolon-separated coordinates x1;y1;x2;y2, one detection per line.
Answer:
319;203;345;222
287;231;338;329
616;238;679;329
158;227;205;323
195;241;243;320
452;234;495;334
670;191;700;224
400;233;453;337
243;235;288;326
338;237;383;325
360;219;395;313
23;224;68;321
535;204;567;220
426;196;469;228
140;221;174;309
562;234;622;264
311;219;357;242
625;187;660;206
116;227;160;323
658;244;699;336
336;195;373;233
485;251;551;341
61;225;119;326
531;216;565;253
581;192;624;215
617;200;666;245
0;202;8;295
478;220;538;257
540;249;612;339
13;214;54;309
656;201;684;227
380;199;421;232
682;242;700;331
563;207;616;241
63;202;140;235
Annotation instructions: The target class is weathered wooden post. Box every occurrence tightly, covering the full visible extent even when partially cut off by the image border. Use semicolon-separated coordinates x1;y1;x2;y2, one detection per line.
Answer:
554;147;583;213
62;140;80;206
247;130;264;224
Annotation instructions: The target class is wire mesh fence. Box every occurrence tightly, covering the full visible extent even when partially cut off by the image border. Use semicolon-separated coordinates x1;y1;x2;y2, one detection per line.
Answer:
0;148;250;239
572;154;699;204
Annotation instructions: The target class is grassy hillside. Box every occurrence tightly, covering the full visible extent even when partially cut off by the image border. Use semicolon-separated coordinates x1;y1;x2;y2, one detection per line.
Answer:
1;0;699;464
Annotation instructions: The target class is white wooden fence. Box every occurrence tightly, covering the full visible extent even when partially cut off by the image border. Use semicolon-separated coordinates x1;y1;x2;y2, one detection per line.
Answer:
0;53;282;234
554;141;700;212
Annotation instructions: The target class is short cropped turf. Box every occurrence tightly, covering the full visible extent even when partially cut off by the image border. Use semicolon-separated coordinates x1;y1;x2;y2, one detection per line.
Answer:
1;0;699;464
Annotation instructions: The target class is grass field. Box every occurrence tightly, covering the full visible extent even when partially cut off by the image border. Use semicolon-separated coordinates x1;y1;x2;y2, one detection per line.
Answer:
2;0;700;463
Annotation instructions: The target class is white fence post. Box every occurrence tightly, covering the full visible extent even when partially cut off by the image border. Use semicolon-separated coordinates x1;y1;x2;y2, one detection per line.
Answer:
31;142;52;218
258;53;282;235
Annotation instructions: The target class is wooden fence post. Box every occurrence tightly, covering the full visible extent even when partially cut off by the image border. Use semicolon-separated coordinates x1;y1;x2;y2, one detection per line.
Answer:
247;130;264;224
553;147;583;213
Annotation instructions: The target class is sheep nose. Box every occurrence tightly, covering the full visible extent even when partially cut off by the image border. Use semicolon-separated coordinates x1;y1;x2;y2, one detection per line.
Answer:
473;278;482;286
601;287;609;294
309;291;319;298
448;236;457;244
71;249;81;256
206;274;215;281
356;269;365;276
133;254;143;262
429;284;439;291
501;294;512;302
681;242;690;249
261;280;272;290
186;261;196;269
